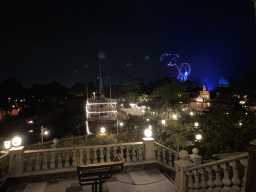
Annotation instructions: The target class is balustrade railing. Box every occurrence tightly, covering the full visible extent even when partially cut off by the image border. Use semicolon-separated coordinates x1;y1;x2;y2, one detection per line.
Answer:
22;142;144;173
175;150;248;192
154;142;179;169
0;152;10;184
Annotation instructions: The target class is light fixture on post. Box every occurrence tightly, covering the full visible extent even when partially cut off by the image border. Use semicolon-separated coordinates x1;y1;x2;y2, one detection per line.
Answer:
100;127;106;135
146;119;149;121
194;122;199;127
4;140;11;150
173;115;177;120
12;136;22;147
41;126;49;145
190;112;193;116
162;120;166;125
144;128;152;138
195;134;202;141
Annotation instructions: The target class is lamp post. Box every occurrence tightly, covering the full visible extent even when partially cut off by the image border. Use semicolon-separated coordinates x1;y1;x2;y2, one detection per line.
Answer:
41;126;48;144
117;119;123;133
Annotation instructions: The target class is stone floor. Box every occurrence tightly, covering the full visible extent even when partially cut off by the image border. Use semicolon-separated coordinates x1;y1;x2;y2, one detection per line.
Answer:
7;169;175;192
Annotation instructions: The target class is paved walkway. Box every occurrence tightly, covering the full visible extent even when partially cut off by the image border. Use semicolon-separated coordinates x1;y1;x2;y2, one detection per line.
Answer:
7;169;175;192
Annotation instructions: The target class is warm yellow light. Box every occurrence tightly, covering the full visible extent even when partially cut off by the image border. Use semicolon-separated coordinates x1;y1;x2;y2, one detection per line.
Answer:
146;119;149;121
12;136;22;147
162;120;166;125
196;134;202;140
190;112;193;116
144;128;152;138
4;141;11;149
173;115;177;119
120;122;123;126
44;131;49;135
194;122;199;127
101;127;106;134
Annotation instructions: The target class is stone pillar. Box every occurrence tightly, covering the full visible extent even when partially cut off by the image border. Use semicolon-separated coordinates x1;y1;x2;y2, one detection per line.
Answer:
9;146;24;175
174;150;194;192
142;137;155;161
189;148;202;165
246;140;256;192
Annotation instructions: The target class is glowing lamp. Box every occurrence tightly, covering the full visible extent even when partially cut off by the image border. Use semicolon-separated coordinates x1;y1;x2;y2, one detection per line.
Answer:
29;129;33;133
173;115;177;119
144;128;152;138
146;119;149;121
12;136;22;147
130;103;136;107
182;108;185;111
149;125;152;129
194;122;199;127
142;110;145;113
4;141;11;150
28;120;33;124
101;127;106;134
190;112;193;116
162;120;166;125
44;131;49;135
196;134;202;140
120;122;123;126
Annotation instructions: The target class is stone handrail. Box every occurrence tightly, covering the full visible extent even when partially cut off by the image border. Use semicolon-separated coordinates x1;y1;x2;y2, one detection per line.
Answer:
154;141;179;169
175;150;248;192
20;142;144;175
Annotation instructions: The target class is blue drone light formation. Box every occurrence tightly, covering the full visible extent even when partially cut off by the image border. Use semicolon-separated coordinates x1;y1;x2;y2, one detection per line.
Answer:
160;53;191;82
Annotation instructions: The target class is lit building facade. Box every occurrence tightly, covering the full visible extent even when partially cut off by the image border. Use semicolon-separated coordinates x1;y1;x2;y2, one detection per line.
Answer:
190;85;211;111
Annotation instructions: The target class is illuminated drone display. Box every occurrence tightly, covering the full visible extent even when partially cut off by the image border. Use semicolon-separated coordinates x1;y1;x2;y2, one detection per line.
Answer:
160;53;191;81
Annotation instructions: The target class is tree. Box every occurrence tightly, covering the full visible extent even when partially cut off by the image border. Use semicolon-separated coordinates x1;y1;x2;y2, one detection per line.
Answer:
121;78;145;103
157;119;193;150
199;106;256;157
71;82;87;95
149;79;190;118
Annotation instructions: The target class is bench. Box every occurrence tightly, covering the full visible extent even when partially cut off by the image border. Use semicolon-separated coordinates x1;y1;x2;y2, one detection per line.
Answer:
77;155;124;192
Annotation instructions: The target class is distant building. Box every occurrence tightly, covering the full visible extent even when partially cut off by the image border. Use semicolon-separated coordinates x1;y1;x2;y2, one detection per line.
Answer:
190;85;211;112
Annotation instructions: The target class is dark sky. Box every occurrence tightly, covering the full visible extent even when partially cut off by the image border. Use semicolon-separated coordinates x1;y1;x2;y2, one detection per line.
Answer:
0;0;255;88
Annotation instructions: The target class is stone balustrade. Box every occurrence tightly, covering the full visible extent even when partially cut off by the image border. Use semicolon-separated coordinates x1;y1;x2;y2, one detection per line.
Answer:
174;150;248;192
154;141;179;170
10;142;144;176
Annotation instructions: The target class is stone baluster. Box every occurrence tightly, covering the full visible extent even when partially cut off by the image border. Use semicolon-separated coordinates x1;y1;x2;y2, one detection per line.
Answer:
186;171;194;192
72;150;77;167
205;167;214;191
120;146;124;161
192;170;200;192
43;153;48;170
240;159;248;192
35;153;40;171
198;168;207;191
93;148;98;164
50;152;55;169
220;163;231;191
229;161;241;190
58;153;62;168
100;148;104;163
157;146;161;161
26;155;32;172
113;147;117;161
138;145;143;161
106;147;111;162
212;165;222;191
65;152;70;168
167;151;172;167
162;149;166;164
86;149;90;164
174;150;194;192
126;146;130;162
132;146;137;161
79;149;84;165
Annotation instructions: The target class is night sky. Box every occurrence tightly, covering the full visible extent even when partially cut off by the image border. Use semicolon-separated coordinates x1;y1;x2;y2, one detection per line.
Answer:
0;0;255;89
